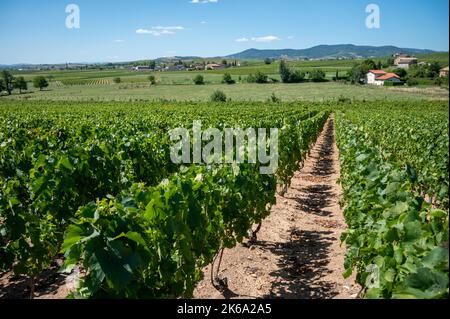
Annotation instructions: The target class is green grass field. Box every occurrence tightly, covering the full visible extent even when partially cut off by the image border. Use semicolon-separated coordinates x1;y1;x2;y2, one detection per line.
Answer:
11;64;347;85
2;81;448;102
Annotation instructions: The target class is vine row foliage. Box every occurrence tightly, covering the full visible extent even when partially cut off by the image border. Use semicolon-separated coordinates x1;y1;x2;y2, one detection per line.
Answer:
0;100;328;297
2;99;447;299
61;112;329;298
335;103;449;299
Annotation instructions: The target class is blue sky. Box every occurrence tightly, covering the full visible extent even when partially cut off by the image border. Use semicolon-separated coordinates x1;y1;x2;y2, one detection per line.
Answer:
0;0;448;64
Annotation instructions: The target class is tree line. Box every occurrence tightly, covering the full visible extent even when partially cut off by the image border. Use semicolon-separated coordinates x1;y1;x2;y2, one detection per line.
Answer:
0;71;49;96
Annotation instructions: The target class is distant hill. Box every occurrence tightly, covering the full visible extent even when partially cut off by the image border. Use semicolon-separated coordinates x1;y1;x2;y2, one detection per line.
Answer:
1;45;443;70
226;44;435;60
154;56;201;62
0;63;36;70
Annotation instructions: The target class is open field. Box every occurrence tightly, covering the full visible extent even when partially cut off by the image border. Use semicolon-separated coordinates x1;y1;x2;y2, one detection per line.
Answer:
10;52;448;84
11;64;347;85
2;81;448;102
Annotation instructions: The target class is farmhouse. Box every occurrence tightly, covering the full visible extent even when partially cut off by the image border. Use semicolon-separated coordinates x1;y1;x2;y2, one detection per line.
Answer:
440;66;449;78
165;65;186;71
186;64;205;71
205;63;225;70
394;56;418;69
366;70;401;86
133;66;151;71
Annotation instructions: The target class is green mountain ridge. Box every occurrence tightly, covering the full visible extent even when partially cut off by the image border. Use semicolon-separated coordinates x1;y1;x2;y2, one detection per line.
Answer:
226;44;436;59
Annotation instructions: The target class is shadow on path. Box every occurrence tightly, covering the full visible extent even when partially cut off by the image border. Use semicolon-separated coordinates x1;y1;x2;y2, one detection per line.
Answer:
260;118;340;298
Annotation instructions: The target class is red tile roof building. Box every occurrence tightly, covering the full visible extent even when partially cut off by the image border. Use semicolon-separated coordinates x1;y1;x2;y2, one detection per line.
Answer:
366;70;402;86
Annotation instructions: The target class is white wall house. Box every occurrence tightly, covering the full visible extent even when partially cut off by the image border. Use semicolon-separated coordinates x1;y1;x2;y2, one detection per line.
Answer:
205;63;225;70
366;70;401;86
367;70;387;85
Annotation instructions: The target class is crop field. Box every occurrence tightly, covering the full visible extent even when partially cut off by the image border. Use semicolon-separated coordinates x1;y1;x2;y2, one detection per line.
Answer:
11;60;353;81
0;99;448;299
2;82;449;102
12;67;341;86
335;103;449;298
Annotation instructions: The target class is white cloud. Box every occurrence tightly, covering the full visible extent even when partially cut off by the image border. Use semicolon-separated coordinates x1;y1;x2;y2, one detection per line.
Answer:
201;21;207;24
136;26;184;36
236;35;281;43
191;0;218;4
287;35;295;40
153;26;185;30
136;29;160;35
113;39;124;43
251;35;280;43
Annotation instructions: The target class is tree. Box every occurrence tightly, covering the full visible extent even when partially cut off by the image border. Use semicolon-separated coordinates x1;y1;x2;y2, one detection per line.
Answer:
247;71;268;84
376;61;382;70
148;75;156;85
221;59;228;66
113;77;121;84
279;60;305;83
193;74;205;85
279;60;291;83
1;71;14;95
264;58;272;65
149;60;156;70
309;69;326;82
210;90;227;102
347;64;367;84
386;57;395;67
428;62;441;78
408;63;441;79
361;59;377;70
435;75;448;87
0;79;5;94
289;70;305;83
406;78;419;87
222;73;235;85
14;77;28;93
255;71;268;83
409;65;427;78
392;68;407;79
33;76;49;91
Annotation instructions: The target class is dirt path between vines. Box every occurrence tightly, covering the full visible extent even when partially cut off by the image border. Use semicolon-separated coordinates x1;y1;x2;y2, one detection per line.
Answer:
194;116;359;299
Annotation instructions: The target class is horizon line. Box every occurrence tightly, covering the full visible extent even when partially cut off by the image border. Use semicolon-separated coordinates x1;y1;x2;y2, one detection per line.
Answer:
1;43;447;66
